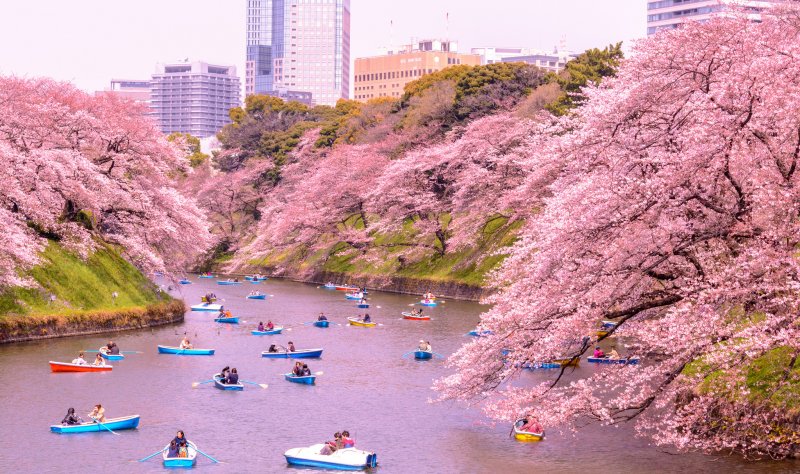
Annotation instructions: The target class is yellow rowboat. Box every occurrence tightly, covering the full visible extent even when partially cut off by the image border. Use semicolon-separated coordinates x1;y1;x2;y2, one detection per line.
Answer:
597;329;609;337
513;420;544;442
553;357;579;367
347;317;376;328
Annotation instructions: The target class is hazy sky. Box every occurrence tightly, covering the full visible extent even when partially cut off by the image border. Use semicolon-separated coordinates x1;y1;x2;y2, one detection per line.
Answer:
0;0;646;93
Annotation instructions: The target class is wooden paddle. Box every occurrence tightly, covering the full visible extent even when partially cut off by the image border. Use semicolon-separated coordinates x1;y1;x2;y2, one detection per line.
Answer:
194;445;220;463
192;379;214;388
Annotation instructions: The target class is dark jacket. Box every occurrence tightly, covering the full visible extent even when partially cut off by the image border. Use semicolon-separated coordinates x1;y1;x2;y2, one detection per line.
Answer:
62;410;81;425
226;372;239;384
108;343;120;355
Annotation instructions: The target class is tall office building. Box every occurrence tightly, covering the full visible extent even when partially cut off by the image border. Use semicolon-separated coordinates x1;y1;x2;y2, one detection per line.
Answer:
647;0;777;36
150;61;240;138
95;79;151;104
246;0;350;106
354;39;480;102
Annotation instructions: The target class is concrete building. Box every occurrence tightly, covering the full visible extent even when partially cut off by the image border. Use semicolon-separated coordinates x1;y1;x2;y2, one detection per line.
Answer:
500;50;576;73
246;0;350;106
353;39;481;102
647;0;777;36
471;47;530;65
150;61;240;138
96;79;151;104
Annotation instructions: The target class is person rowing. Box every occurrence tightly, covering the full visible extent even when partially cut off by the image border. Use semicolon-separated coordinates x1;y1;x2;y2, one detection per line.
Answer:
71;351;87;365
608;346;620;359
320;432;343;455
226;368;239;384
268;344;279;353
292;361;303;376
258;321;265;331
362;314;371;323
106;340;120;355
266;320;275;330
593;346;606;358
61;408;83;426
220;366;230;381
318;312;328;321
179;337;193;349
93;354;106;366
518;415;543;434
168;430;188;458
418;340;432;352
88;404;106;423
301;363;311;376
287;341;296;352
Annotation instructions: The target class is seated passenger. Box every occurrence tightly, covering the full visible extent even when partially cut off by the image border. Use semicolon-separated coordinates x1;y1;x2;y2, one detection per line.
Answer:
266;320;275;330
301;364;311;376
226;368;239;384
608;347;620;359
268;344;278;353
219;366;230;381
593;346;606;358
292;362;303;376
287;341;296;352
167;440;179;458
93;354;106;366
71;351;87;365
61;407;82;425
88;404;106;423
179;337;193;349
363;314;371;323
341;430;355;448
318;312;328;321
519;416;543;433
107;341;120;355
258;322;265;331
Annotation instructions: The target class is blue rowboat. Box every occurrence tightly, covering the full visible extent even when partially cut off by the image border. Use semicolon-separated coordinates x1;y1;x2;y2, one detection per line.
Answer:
163;440;198;467
414;350;433;360
251;327;283;335
213;374;244;391
261;348;323;359
313;320;330;328
284;373;316;385
158;345;215;356
245;276;269;281
601;320;618;329
467;330;493;337
190;303;222;312
284;445;378;470
50;415;140;433
345;293;363;300
179;280;191;285
217;281;240;286
420;299;437;307
246;294;267;300
99;348;124;361
588;357;640;365
198;275;215;279
356;303;369;308
323;283;336;290
215;316;239;324
523;362;561;369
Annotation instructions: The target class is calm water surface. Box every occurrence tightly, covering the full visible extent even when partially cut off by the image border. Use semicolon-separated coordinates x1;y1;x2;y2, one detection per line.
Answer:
0;278;796;473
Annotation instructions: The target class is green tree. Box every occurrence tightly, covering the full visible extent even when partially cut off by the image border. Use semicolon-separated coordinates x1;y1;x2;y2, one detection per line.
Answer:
546;42;624;115
166;132;209;167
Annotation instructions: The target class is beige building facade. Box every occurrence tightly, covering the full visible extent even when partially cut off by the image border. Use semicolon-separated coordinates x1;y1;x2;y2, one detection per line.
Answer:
354;40;481;102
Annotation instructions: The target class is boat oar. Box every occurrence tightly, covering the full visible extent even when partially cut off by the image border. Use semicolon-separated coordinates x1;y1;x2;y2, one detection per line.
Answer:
92;417;119;436
193;446;220;463
192;379;214;388
432;352;446;359
138;445;167;462
240;380;268;389
401;351;415;358
84;350;141;354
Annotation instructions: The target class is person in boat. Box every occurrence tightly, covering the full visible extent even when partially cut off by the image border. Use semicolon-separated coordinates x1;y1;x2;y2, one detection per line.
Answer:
219;366;230;381
266;320;275;330
224;309;233;319
292;361;303;376
71;351;88;365
418;340;432;352
318;312;328;321
519;416;543;434
258;321;265;331
93;354;106;366
359;297;367;304
61;407;83;425
268;344;279;353
418;308;424;317
179;337;193;350
88;404;106;423
608;346;620;359
217;308;225;318
363;314;371;323
593;346;606;358
106;341;120;355
320;432;343;455
301;363;311;376
170;430;188;458
287;341;296;352
341;430;354;448
226;368;239;385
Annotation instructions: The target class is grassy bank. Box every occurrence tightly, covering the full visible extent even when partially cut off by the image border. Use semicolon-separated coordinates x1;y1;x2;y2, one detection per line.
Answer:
0;241;183;342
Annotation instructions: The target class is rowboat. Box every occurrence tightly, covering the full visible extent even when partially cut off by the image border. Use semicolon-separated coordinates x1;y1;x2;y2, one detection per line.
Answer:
198;274;215;279
284;445;378;470
597;329;610;337
261;348;323;359
251;327;283;335
284;373;316;385
246;294;267;300
158;345;215;356
420;299;437;307
217;281;240;286
467;329;493;337
313;320;330;328
601;320;618;329
200;296;217;302
402;312;430;321
214;316;239;324
347;317;376;328
523;362;561;369
213;373;244;391
588;356;640;365
163;440;199;468
336;285;360;292
345;292;364;300
513;420;544;442
49;361;112;373
99;347;124;361
245;276;268;281
179;280;191;285
414;350;433;360
356;303;369;308
553;357;579;367
323;283;337;289
190;303;222;312
50;414;140;433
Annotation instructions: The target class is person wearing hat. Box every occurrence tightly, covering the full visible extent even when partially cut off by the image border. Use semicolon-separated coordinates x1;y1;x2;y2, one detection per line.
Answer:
593;346;605;358
418;340;432;352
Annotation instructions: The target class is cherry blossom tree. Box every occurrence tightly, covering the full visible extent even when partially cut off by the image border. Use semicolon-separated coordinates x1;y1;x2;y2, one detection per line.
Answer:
436;8;800;458
0;77;212;286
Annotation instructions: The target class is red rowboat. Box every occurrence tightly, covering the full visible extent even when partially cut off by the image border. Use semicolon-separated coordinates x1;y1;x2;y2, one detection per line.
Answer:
49;361;113;373
402;312;431;321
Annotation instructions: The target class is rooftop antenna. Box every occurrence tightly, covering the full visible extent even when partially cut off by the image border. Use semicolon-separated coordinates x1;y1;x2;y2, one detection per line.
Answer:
389;19;394;54
445;11;450;45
